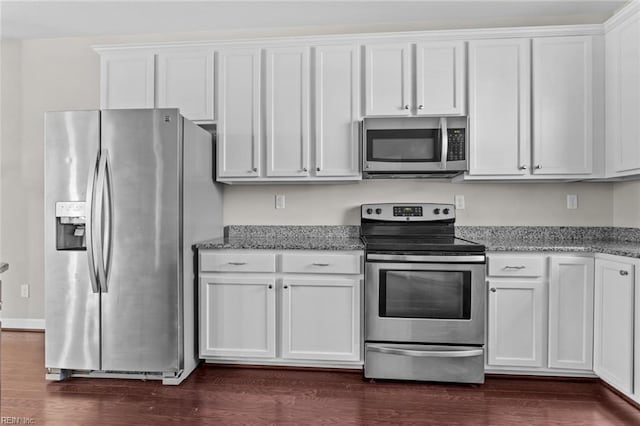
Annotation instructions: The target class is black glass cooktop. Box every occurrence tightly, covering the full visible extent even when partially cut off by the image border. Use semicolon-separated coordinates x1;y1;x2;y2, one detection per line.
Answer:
361;235;485;253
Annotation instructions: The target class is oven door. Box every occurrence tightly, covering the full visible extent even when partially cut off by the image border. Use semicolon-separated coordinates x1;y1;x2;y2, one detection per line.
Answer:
365;260;485;345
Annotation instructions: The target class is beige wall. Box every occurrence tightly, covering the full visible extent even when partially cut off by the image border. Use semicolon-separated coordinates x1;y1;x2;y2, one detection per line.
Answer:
0;27;625;322
613;181;640;227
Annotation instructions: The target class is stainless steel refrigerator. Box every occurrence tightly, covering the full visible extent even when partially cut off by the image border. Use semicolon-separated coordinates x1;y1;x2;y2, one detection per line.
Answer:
44;109;222;385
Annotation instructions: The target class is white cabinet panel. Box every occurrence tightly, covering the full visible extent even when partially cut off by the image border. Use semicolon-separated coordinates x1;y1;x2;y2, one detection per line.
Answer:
468;39;530;175
281;252;361;274
594;258;634;394
532;36;593;175
156;50;214;121
100;53;155;109
607;15;640;174
313;44;360;177
364;43;411;116
488;280;546;368
281;277;360;361
217;48;261;178
265;47;310;177
416;41;465;115
488;254;544;277
200;275;276;358
200;251;276;273
548;257;594;370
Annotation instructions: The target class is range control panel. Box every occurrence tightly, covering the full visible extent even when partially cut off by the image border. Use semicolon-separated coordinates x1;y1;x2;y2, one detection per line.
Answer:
361;203;455;221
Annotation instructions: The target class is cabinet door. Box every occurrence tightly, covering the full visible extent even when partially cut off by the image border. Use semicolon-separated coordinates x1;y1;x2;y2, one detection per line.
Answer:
594;258;634;394
532;36;593;175
364;43;411;116
100;53;155;109
313;45;360;177
217;49;261;178
200;275;276;358
608;15;640;173
156;50;214;121
548;257;594;370
488;279;546;367
415;41;465;115
281;277;360;361
467;39;531;175
265;47;310;177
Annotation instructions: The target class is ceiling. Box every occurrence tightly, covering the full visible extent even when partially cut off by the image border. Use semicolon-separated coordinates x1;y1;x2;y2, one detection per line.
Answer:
0;0;632;41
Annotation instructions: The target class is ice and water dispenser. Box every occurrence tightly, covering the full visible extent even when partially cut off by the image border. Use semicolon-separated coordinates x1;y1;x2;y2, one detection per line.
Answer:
55;201;86;250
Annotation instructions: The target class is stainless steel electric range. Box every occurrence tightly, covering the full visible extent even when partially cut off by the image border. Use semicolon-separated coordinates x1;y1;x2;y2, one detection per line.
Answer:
361;203;487;384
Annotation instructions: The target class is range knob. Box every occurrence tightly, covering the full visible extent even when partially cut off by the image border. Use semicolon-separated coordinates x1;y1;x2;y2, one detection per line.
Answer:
366;208;373;214
443;208;450;215
375;208;382;214
433;208;441;215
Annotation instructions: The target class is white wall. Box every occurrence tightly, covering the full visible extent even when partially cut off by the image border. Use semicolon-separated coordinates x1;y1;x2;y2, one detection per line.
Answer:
613;181;640;227
0;27;621;323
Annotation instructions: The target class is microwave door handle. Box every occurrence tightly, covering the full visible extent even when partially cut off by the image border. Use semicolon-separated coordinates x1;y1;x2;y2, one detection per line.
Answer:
440;117;448;169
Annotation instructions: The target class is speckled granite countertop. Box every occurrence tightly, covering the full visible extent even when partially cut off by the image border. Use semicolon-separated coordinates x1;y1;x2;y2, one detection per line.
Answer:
457;226;640;259
194;225;640;259
194;225;364;251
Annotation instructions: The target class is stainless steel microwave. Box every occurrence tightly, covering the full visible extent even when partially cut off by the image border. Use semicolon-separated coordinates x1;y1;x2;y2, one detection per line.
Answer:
362;116;467;178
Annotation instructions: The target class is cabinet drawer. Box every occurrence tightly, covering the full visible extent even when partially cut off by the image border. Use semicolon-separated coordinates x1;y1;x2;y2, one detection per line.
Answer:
281;253;362;274
488;256;545;277
200;252;276;273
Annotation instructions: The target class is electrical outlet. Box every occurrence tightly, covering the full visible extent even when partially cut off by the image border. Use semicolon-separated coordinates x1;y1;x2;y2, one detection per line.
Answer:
454;195;465;210
21;284;29;298
567;194;578;209
275;194;286;209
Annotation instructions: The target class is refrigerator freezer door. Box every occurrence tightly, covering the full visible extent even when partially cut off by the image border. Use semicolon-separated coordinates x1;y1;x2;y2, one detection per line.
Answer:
100;109;182;372
45;111;101;370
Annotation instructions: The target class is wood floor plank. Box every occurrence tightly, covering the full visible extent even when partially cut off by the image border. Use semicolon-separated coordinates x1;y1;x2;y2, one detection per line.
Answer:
2;331;639;425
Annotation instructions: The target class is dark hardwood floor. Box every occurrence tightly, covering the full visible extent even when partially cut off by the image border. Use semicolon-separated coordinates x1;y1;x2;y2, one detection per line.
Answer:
1;331;639;425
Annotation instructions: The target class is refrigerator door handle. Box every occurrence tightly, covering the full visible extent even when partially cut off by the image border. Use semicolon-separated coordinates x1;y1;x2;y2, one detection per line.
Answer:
102;151;114;292
85;154;100;294
94;150;109;292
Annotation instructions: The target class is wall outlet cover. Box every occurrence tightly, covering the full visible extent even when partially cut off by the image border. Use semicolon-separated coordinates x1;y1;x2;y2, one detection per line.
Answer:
454;195;465;210
567;194;578;209
275;194;286;209
20;284;29;298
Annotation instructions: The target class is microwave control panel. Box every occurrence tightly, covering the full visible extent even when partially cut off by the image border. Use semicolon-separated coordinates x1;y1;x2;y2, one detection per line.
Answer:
446;129;466;161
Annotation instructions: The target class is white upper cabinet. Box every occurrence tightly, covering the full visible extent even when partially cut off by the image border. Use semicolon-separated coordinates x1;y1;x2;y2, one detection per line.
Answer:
313;44;360;177
265;46;310;177
548;257;594;371
415;41;466;115
594;256;635;395
606;9;640;175
364;43;411;116
100;52;155;109
468;39;531;176
532;36;593;175
216;48;261;179
156;50;214;121
364;41;465;116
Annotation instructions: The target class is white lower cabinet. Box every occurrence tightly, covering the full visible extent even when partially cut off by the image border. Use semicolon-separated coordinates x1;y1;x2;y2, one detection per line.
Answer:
594;255;636;396
487;253;594;375
198;249;363;367
281;277;360;361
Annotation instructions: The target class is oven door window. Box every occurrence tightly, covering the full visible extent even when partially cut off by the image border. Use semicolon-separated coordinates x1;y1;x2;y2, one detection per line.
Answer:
366;129;441;162
379;270;471;320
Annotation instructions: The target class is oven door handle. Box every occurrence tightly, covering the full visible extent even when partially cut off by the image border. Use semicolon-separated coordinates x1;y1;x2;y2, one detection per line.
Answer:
369;346;483;358
367;253;485;263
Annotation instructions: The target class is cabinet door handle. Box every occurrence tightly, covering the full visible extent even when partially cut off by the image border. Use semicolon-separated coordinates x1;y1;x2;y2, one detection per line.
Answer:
302;167;308;172
283;285;289;289
418;105;424;110
503;265;526;270
519;165;528;170
620;270;629;276
535;165;542;169
312;262;330;267
227;262;247;266
268;284;273;289
316;167;321;172
403;104;410;110
490;288;497;293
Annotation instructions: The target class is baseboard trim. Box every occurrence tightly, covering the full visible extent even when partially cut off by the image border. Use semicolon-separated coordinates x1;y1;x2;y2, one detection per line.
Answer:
0;318;45;330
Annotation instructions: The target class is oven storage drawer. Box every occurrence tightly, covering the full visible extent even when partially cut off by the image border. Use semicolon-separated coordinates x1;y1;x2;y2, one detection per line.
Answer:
200;252;276;273
281;253;361;274
488;255;545;277
364;343;485;384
